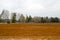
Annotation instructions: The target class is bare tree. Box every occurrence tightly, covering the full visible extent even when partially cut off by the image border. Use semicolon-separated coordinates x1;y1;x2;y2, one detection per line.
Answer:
32;16;41;23
25;15;29;23
0;10;9;23
19;14;25;23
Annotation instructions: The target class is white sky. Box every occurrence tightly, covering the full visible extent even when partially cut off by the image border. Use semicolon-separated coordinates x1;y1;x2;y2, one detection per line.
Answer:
0;0;60;17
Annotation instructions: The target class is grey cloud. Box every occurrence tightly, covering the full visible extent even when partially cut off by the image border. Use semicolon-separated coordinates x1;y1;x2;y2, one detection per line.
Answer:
0;0;60;17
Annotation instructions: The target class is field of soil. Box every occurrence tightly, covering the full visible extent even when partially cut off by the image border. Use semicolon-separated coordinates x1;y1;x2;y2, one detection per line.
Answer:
0;23;60;40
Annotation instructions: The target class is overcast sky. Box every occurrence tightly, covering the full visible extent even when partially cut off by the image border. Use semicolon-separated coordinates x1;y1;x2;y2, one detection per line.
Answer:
0;0;60;17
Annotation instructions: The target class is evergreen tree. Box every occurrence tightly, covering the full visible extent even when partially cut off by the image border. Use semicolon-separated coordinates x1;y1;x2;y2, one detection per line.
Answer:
50;17;55;23
11;13;16;23
28;15;32;22
41;17;46;23
54;17;59;22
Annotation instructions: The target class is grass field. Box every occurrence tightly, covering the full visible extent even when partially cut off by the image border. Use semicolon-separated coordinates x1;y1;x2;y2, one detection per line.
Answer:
0;23;60;40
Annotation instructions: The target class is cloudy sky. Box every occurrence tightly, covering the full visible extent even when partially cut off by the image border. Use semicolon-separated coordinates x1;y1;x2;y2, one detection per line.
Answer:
0;0;60;17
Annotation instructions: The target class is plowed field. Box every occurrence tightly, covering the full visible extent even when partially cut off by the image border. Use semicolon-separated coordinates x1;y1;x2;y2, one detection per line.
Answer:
0;23;60;40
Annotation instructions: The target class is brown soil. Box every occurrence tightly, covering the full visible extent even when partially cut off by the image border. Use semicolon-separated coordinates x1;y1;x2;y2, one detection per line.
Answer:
0;23;60;38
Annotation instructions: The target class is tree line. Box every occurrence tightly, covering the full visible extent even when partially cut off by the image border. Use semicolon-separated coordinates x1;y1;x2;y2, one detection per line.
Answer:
0;10;60;23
